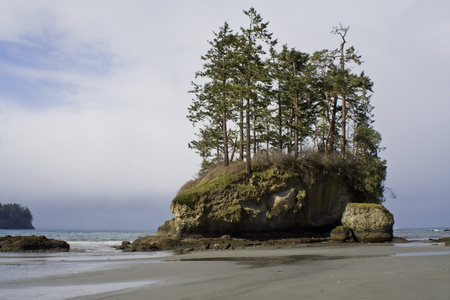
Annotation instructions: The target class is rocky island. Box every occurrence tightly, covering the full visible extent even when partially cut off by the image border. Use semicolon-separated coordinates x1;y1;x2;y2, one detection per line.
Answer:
121;9;395;252
123;152;394;252
0;203;35;229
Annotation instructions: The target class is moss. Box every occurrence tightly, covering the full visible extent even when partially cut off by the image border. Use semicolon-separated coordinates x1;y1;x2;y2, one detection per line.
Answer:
349;203;385;209
173;169;247;208
348;203;393;220
236;184;257;195
172;192;199;209
296;190;306;201
279;170;298;180
260;167;278;180
227;204;242;213
174;152;386;211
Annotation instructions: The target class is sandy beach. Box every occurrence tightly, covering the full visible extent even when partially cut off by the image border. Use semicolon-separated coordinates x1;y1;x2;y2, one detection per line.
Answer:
2;242;449;300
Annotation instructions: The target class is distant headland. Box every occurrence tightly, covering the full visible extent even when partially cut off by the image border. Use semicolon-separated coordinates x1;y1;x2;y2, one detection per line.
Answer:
0;203;35;230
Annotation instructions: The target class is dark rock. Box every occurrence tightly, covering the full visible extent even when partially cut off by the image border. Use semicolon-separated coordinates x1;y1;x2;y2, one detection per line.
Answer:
436;237;450;243
0;235;70;252
330;226;356;242
122;234;330;252
391;237;409;243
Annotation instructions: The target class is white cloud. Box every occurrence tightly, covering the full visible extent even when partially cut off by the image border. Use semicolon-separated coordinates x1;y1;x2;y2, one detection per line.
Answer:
0;1;450;228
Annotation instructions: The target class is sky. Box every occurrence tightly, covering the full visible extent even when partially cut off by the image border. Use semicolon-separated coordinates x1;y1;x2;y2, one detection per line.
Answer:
0;0;449;230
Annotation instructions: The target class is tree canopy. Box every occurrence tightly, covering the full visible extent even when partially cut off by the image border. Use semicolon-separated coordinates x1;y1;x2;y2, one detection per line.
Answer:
188;8;386;202
0;203;34;229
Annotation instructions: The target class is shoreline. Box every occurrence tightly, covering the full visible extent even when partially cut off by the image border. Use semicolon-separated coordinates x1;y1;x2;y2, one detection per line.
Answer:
1;241;449;300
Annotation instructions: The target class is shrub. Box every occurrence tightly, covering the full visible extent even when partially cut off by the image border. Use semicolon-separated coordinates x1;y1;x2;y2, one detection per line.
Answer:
177;179;200;196
174;148;386;206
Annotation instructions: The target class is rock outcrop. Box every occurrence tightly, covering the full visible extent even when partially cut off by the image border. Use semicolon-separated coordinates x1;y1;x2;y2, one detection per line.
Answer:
0;235;70;252
0;203;35;229
158;166;354;237
331;203;394;242
120;234;330;252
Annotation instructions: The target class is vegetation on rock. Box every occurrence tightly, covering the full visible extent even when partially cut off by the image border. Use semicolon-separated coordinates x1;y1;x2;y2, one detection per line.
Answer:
0;235;70;252
162;150;387;237
174;150;386;210
157;7;390;240
188;8;384;182
0;203;34;229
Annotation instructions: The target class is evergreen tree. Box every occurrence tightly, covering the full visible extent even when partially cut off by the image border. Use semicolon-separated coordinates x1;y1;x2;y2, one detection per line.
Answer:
187;9;385;203
236;7;276;176
188;22;239;168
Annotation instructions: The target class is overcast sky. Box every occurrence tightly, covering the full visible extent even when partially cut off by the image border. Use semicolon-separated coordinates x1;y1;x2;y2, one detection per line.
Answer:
0;1;449;230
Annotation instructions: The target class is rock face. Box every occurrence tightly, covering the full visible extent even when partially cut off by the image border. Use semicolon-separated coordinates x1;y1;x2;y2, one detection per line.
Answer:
331;203;394;242
158;167;353;237
0;235;70;252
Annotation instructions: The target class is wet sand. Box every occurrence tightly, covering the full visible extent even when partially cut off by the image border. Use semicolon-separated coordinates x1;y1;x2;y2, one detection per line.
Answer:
3;243;450;300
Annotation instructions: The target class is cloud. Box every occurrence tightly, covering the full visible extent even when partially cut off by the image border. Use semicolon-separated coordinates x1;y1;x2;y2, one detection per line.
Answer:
0;1;450;229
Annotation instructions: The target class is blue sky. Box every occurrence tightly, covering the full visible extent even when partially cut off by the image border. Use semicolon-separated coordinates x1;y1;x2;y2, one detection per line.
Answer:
0;1;449;229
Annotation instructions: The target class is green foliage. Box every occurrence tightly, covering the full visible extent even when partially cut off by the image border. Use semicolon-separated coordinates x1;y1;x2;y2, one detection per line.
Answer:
296;190;306;201
175;149;387;208
0;203;34;229
172;192;200;210
189;10;382;169
173;163;249;208
186;9;388;204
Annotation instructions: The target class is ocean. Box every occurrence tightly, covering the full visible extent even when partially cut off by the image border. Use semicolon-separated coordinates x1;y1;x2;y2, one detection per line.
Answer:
0;229;169;299
0;227;449;299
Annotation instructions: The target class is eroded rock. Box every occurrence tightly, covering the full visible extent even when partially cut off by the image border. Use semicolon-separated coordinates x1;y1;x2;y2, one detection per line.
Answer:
332;203;394;242
0;235;70;252
159;168;352;237
120;234;330;252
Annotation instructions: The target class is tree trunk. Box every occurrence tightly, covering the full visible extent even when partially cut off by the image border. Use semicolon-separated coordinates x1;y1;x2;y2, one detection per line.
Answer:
253;114;257;154
230;135;237;162
222;110;229;167
338;25;348;154
245;98;252;176
239;97;244;160
294;89;299;157
341;95;346;154
278;82;283;150
325;96;338;154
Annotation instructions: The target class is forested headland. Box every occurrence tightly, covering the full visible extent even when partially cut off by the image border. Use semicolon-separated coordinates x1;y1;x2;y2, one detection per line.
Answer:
0;203;35;229
186;8;387;204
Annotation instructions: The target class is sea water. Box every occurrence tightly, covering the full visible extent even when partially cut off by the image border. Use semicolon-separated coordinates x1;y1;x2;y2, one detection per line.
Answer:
0;229;167;278
1;228;449;299
0;229;170;299
393;227;450;241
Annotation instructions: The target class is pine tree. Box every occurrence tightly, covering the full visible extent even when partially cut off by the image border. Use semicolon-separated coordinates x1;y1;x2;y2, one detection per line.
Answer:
188;22;239;168
236;7;276;176
186;10;384;199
